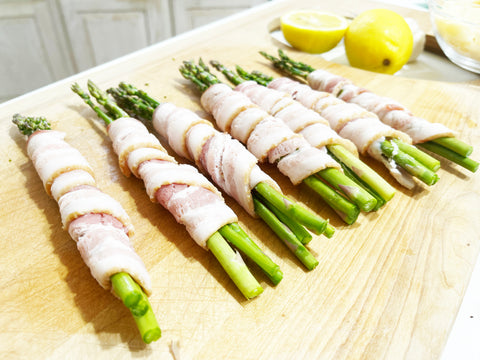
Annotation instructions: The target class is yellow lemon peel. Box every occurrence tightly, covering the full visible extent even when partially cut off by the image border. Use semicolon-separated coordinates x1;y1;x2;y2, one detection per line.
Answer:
344;9;413;74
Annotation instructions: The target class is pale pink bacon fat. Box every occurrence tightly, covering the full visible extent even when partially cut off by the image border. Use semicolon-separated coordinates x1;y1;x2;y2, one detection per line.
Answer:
268;77;412;155
306;69;456;143
200;83;341;186
152;102;280;217
234;81;358;156
108;117;237;249
69;213;152;295
27;129;152;294
27;130;95;196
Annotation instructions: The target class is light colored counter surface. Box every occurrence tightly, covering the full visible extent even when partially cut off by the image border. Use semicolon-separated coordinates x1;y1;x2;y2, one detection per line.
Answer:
1;0;479;358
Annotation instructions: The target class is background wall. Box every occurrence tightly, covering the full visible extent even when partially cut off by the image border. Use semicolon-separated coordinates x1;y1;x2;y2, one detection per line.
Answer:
0;0;268;102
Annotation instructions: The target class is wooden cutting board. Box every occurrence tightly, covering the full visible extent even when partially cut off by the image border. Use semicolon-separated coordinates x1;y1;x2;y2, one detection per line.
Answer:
1;0;479;358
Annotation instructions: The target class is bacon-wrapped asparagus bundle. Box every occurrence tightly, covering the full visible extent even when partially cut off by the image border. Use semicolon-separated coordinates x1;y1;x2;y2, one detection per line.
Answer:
259;51;442;189
177;59;385;226
266;49;478;173
72;81;282;298
209;60;397;207
108;83;332;270
11;114;160;343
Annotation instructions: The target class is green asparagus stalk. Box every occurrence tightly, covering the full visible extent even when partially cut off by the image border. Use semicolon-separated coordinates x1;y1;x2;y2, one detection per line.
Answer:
108;82;327;268
179;60;378;222
12;114;161;343
72;81;267;296
327;147;386;211
391;139;440;172
256;194;313;245
209;59;395;205
327;144;395;202
431;136;472;157
380;140;439;186
219;223;283;285
253;198;318;270
237;65;273;86
419;141;479;173
113;83;357;224
317;167;377;211
132;301;162;343
253;182;328;236
207;232;263;298
111;272;148;316
266;49;478;172
257;51;446;184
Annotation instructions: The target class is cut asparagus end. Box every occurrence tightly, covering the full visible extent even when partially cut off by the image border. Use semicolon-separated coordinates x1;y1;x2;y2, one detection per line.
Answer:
327;144;396;202
419;141;479;173
218;223;283;285
302;176;360;225
253;198;319;270
318;167;377;212
132;303;162;344
207;232;263;300
391;139;441;172
381;139;440;185
110;272;161;343
431;136;473;157
254;182;329;235
323;224;335;238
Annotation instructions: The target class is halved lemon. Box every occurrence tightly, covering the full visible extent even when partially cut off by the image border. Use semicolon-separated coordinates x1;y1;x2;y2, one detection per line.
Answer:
280;10;348;54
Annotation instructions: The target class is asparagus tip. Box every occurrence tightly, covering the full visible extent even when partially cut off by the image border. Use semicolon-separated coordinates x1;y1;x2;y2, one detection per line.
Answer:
12;113;51;136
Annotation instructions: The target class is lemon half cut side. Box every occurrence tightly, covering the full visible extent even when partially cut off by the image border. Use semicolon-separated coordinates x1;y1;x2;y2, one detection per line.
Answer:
280;10;349;54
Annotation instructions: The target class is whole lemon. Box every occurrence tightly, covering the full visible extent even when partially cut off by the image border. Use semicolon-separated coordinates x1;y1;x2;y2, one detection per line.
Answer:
344;9;413;74
281;10;349;54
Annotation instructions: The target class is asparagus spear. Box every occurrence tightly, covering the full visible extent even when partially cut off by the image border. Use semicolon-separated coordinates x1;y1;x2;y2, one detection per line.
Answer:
113;83;358;225
209;60;396;204
267;49;478;173
107;82;328;269
253;198;318;270
256;51;447;185
73;81;268;296
179;60;384;224
12;114;161;344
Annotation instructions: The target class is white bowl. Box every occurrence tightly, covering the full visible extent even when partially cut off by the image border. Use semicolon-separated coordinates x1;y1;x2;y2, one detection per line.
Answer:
428;0;480;74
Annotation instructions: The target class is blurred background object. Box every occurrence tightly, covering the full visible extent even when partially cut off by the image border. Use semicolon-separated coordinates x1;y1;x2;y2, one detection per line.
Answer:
428;0;480;74
0;0;268;103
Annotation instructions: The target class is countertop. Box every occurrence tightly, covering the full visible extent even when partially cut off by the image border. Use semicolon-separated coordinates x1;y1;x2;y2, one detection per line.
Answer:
1;0;479;359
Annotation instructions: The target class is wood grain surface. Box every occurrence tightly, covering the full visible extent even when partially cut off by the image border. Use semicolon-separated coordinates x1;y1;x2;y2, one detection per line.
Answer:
1;0;479;359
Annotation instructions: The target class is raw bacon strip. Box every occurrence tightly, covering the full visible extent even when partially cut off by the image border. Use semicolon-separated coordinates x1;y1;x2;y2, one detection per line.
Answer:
247;116;303;162
229;107;267;144
58;185;134;235
152;102;281;216
74;82;273;300
70;215;151;295
151;103;211;159
201;83;341;185
107;116;173;176
25;129;151;295
235;80;358;156
107;117;237;249
51;169;96;202
268;77;412;155
141;161;237;247
307;69;456;143
27;130;94;196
